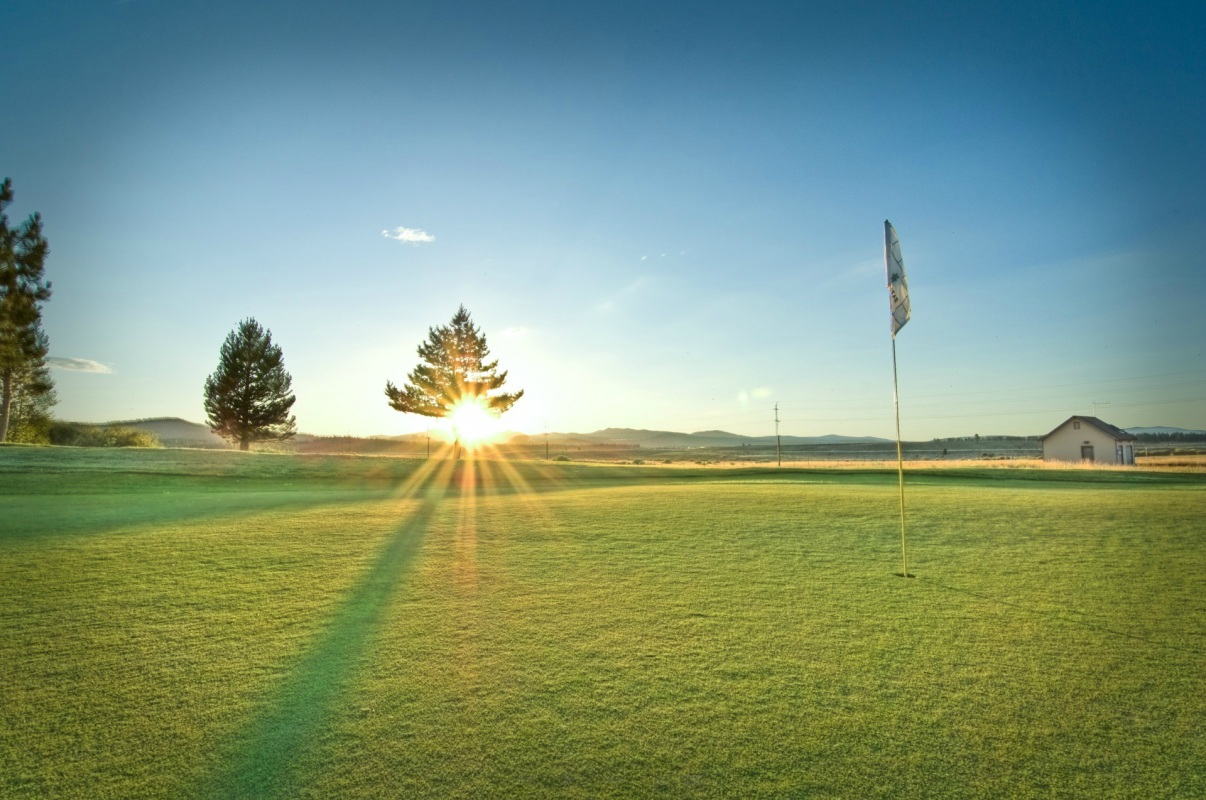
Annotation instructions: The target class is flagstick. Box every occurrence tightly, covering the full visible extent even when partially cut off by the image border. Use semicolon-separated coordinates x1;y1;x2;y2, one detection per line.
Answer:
891;334;909;578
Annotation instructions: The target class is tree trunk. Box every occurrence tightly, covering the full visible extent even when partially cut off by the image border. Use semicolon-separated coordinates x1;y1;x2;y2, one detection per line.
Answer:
0;374;12;443
239;435;250;451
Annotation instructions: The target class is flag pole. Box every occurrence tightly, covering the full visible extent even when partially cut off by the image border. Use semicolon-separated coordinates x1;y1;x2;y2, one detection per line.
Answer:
891;334;909;578
884;219;912;578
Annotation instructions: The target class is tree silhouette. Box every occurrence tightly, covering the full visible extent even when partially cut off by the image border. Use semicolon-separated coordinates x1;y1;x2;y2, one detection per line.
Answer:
385;305;523;427
0;178;54;442
204;318;297;451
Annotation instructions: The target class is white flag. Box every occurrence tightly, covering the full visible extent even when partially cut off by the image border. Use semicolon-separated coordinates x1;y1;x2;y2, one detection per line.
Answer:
884;219;910;336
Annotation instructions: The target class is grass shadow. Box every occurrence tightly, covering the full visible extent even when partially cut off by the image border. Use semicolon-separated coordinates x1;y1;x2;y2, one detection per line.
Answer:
192;460;455;799
0;488;400;543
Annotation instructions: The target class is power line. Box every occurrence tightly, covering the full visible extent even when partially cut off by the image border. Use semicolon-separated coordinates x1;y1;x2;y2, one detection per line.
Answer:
667;393;1205;432
770;377;1206;413
864;368;1206;402
775;379;1206;415
781;395;1206;424
664;374;1206;429
632;369;1206;433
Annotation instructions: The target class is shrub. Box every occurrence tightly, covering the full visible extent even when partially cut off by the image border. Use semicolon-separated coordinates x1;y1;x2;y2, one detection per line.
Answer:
106;427;160;448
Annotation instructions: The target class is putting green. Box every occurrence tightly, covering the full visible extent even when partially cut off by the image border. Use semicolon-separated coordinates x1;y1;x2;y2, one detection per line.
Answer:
1;448;1203;798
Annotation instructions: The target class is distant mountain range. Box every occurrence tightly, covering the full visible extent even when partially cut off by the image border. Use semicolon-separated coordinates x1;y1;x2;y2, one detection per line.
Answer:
89;418;895;450
83;418;1206;450
509;428;893;448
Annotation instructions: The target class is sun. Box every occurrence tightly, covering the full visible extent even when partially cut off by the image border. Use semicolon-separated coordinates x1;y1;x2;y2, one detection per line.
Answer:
446;396;502;447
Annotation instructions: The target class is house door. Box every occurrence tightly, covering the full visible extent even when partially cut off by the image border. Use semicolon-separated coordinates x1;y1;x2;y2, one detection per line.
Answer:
1081;445;1095;462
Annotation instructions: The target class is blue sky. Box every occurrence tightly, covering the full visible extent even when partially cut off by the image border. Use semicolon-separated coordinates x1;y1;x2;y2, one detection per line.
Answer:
4;0;1204;439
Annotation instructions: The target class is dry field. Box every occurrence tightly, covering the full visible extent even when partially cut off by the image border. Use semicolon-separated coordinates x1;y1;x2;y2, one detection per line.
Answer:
607;456;1206;472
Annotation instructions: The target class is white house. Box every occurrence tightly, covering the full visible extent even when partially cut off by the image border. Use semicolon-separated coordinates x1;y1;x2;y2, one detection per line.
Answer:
1040;416;1136;465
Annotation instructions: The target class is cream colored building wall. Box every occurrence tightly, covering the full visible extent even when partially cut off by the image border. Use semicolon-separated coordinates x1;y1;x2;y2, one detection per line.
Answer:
1042;422;1124;464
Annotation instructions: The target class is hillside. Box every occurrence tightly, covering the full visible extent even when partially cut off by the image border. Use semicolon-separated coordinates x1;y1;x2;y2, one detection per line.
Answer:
98;418;230;449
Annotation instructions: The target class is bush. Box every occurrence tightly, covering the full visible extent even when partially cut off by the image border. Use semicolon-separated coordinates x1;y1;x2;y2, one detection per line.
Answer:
49;422;160;448
6;411;53;444
107;427;160;448
553;455;570;462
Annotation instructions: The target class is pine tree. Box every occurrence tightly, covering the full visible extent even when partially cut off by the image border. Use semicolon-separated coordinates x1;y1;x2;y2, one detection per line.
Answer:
385;305;523;418
4;331;55;443
203;318;297;451
0;178;54;442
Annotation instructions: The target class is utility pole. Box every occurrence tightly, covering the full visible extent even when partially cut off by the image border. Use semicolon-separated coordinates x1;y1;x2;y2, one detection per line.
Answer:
544;425;549;461
425;428;431;458
775;403;782;467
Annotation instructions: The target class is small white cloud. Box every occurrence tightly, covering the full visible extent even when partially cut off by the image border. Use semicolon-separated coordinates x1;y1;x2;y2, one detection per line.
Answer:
738;387;773;406
48;357;113;374
382;226;435;244
640;255;647;261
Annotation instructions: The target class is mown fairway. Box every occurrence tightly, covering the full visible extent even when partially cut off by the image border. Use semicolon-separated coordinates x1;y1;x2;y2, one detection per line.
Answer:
1;448;1203;799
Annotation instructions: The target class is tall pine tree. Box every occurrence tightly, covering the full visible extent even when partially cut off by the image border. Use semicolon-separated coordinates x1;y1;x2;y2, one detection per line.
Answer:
385;305;523;419
0;178;54;443
204;318;297;451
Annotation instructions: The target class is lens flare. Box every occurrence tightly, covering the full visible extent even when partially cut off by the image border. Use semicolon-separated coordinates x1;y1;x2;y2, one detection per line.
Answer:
447;396;501;447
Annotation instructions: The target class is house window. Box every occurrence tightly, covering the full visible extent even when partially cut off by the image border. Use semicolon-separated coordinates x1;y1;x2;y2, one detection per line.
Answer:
1073;421;1080;429
1081;445;1094;462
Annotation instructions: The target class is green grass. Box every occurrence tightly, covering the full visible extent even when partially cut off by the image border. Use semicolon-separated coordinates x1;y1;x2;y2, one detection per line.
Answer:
1;447;1203;798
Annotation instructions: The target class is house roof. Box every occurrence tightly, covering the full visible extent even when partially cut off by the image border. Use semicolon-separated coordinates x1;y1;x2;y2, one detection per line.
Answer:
1040;415;1136;442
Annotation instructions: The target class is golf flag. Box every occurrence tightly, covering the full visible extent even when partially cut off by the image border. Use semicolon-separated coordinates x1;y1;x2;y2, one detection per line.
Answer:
884;220;910;336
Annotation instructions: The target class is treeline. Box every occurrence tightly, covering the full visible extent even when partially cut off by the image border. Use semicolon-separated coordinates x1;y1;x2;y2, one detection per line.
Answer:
1132;432;1206;443
48;422;160;448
